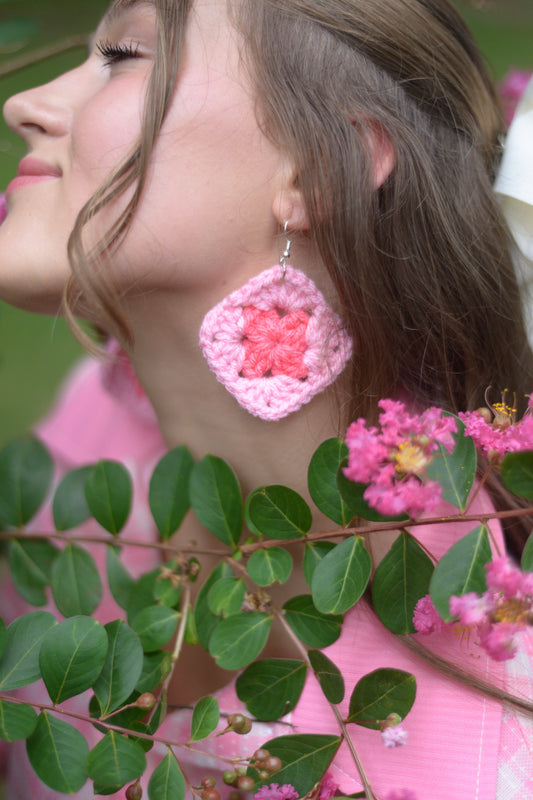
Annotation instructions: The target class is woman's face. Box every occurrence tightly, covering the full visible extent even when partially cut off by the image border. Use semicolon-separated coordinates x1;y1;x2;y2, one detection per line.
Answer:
0;0;289;317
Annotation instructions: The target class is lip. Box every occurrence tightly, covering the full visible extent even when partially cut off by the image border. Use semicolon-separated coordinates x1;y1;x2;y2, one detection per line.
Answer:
5;157;61;196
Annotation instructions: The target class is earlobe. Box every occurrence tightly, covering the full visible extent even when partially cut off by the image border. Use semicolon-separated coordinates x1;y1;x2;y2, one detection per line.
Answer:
272;175;310;231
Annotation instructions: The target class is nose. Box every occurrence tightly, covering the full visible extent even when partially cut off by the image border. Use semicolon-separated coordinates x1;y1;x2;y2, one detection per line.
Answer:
3;66;82;143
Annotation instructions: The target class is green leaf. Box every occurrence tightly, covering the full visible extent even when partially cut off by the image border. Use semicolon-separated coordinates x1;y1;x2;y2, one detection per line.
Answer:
348;668;417;728
425;414;476;510
189;455;242;547
93;620;144;715
195;563;234;649
311;536;371;614
189;696;220;742
39;616;108;704
247;547;293;586
209;612;272;670
148;750;186;800
303;542;336;587
135;651;171;694
86;731;146;788
149;446;194;540
0;437;53;526
85;460;133;535
307;650;344;704
256;734;341;796
372;532;434;634
522;531;533;572
52;466;93;530
106;546;135;610
51;543;102;617
0;612;57;690
131;605;179;652
7;538;59;606
337;464;408;523
308;438;352;525
245;485;311;539
501;451;533;499
430;524;491;621
208;578;246;618
127;568;163;626
283;595;342;648
26;712;89;793
236;658;307;720
0;700;37;741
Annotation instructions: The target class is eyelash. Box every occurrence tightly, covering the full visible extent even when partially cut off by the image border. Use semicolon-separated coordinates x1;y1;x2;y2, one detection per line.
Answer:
96;39;141;67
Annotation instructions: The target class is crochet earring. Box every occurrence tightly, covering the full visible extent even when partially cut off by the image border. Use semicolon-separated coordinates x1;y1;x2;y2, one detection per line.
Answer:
199;223;353;421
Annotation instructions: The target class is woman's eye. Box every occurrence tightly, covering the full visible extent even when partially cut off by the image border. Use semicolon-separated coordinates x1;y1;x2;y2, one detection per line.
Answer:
95;39;141;67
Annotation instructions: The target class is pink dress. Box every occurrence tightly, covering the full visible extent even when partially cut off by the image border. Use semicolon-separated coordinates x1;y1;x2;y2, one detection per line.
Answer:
1;355;532;800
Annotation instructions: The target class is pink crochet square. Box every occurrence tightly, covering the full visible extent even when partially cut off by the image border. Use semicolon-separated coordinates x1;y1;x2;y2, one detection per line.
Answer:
199;265;353;421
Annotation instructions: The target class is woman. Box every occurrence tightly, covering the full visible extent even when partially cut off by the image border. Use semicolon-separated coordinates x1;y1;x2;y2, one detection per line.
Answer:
0;0;532;797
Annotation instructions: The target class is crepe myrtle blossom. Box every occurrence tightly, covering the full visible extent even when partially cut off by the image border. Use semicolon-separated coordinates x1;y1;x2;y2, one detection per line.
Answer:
254;784;299;800
415;558;533;662
459;391;533;461
343;399;457;517
0;194;6;225
380;713;409;748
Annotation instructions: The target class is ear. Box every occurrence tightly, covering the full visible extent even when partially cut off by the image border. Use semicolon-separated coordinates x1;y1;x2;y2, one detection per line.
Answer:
366;120;396;190
272;171;310;231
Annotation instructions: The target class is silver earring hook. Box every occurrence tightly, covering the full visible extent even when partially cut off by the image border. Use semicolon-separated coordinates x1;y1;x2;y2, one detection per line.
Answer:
280;221;291;278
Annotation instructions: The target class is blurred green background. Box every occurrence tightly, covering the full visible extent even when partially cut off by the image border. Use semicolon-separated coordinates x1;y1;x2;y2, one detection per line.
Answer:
0;0;532;444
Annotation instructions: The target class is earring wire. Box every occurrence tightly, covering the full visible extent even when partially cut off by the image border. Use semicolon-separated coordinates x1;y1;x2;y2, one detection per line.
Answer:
280;221;291;277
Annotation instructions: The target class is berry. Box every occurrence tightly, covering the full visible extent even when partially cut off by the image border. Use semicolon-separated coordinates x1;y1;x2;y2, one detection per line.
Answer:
201;789;220;800
135;693;156;711
125;782;142;800
236;776;255;793
263;756;282;774
227;713;252;734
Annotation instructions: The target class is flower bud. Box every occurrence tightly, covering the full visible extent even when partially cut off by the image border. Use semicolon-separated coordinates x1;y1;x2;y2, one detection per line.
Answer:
253;748;270;762
263;755;282;774
227;713;252;734
125;781;142;800
201;777;217;789
236;776;255;793
201;789;220;800
135;693;156;711
228;792;243;800
223;771;238;786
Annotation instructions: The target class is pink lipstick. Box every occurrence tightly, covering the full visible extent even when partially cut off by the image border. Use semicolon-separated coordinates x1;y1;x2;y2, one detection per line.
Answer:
5;157;61;196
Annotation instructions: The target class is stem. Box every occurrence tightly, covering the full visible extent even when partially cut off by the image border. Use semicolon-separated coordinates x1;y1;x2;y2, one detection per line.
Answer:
273;608;377;800
0;35;89;78
464;463;494;513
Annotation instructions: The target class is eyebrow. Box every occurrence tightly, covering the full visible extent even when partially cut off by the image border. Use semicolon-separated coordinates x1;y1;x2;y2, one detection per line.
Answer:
101;0;155;28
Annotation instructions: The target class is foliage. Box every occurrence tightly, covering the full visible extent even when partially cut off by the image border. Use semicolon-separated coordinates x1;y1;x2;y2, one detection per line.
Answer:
0;406;532;800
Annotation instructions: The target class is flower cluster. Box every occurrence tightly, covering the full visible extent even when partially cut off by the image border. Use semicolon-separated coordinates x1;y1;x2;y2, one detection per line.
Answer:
344;399;457;517
254;784;299;800
459;394;533;461
499;68;532;127
381;713;409;748
0;193;6;225
414;558;533;661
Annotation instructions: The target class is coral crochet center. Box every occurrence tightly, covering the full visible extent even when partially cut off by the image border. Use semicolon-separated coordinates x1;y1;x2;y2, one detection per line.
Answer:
199;265;352;421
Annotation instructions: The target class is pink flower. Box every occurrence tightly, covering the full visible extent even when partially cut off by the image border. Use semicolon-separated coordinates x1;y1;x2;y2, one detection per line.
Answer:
0;194;6;225
459;406;533;460
499;68;532;127
318;774;339;800
381;723;408;748
385;791;418;800
254;784;299;800
413;594;447;634
449;557;533;662
344;399;457;518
